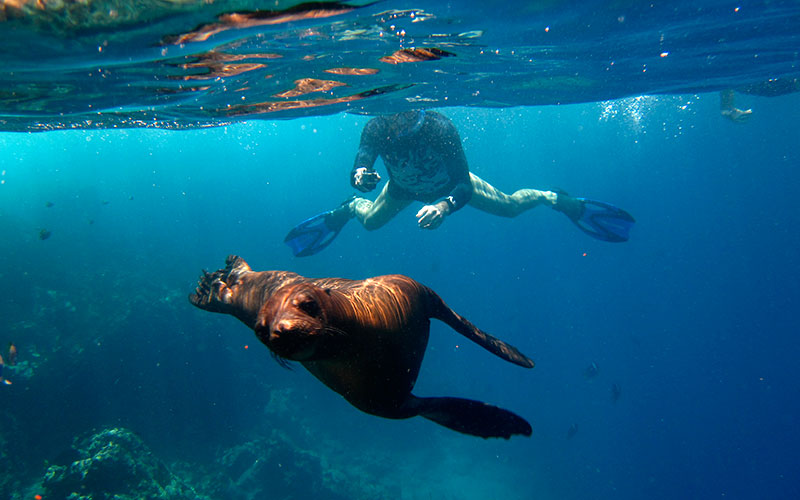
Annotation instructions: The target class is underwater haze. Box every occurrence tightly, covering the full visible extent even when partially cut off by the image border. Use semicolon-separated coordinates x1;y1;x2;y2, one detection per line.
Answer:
2;1;800;500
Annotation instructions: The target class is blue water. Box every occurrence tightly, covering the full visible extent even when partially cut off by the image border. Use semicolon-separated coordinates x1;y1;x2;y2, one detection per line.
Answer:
2;2;800;500
2;94;799;499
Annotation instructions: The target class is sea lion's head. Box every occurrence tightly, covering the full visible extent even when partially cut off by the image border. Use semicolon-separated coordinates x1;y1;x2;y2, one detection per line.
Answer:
255;283;336;362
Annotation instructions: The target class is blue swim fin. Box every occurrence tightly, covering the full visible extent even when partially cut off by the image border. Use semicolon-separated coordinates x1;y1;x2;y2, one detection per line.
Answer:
284;199;353;257
554;193;635;242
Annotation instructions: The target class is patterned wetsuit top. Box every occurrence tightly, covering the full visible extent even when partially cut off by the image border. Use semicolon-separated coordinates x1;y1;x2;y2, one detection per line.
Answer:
350;111;473;212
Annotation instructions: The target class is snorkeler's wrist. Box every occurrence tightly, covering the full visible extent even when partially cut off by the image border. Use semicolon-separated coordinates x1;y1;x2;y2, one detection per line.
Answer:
438;195;457;214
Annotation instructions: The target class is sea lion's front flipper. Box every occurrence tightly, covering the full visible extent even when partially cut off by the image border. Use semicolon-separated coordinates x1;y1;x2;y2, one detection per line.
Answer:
189;255;252;314
409;395;532;439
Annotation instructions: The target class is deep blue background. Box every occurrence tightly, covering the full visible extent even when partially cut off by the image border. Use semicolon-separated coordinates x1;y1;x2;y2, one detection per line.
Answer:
1;92;798;499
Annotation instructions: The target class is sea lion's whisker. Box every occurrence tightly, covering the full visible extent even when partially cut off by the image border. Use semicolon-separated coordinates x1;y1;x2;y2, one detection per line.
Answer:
325;325;348;337
270;350;294;370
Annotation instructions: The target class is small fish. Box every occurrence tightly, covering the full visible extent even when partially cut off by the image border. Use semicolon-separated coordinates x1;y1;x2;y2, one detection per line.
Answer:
39;229;51;240
45;201;54;208
0;354;11;385
567;423;578;439
611;383;621;403
7;343;16;366
584;361;599;379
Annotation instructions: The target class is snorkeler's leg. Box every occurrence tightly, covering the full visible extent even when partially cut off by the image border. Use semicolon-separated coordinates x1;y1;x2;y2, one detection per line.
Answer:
467;173;556;218
351;182;411;231
720;89;752;123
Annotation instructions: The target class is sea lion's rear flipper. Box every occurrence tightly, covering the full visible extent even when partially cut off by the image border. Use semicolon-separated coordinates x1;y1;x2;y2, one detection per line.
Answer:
410;396;532;439
426;290;534;368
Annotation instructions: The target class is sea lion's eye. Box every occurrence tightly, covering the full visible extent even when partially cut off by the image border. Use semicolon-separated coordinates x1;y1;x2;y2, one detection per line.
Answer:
295;295;320;316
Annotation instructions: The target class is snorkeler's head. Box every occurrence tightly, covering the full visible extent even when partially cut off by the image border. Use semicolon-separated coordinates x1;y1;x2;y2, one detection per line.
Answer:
386;110;426;139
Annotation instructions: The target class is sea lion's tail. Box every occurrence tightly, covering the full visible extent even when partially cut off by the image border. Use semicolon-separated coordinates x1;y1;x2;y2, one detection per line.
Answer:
425;288;535;368
410;395;532;439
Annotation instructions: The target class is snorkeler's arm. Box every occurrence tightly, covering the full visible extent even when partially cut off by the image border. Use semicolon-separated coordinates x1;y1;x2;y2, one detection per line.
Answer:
417;177;471;229
351;119;382;191
443;182;472;213
415;114;472;229
417;130;472;229
438;118;473;214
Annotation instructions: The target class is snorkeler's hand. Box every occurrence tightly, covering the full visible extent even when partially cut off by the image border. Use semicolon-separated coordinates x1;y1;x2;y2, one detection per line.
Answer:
416;203;448;230
352;167;381;192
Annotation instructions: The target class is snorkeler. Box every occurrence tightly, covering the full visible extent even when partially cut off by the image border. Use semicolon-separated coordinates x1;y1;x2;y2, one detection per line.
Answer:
720;89;753;123
285;111;635;256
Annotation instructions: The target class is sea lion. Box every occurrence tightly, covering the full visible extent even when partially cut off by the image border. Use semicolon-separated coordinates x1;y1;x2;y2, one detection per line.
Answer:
189;255;534;439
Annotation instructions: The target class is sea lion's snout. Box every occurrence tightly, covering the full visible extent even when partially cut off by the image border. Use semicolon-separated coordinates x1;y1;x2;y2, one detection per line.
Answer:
268;322;284;342
255;285;329;361
265;316;322;360
270;318;301;342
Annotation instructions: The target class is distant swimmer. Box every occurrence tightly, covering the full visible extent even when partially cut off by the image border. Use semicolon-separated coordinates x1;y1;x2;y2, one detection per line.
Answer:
284;110;635;257
584;361;599;379
611;382;621;403
720;89;752;123
721;77;800;123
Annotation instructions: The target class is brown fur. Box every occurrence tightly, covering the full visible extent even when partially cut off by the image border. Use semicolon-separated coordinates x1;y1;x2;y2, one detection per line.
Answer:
190;255;534;438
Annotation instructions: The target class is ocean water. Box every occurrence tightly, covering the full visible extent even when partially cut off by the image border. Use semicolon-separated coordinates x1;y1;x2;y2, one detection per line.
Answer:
2;2;800;500
2;0;799;130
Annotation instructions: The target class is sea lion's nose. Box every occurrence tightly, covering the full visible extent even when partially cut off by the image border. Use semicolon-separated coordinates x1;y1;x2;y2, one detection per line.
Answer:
271;319;294;340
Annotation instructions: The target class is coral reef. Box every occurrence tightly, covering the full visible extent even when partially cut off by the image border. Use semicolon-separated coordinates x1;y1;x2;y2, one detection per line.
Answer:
41;427;206;500
179;429;346;500
172;427;397;500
